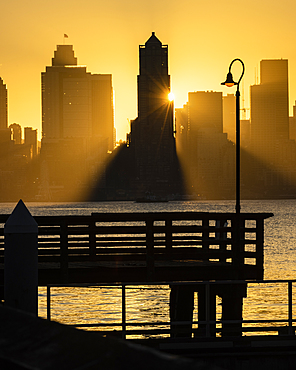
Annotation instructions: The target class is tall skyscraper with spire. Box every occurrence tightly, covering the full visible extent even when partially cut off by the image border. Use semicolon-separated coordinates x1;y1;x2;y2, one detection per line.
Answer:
130;32;176;196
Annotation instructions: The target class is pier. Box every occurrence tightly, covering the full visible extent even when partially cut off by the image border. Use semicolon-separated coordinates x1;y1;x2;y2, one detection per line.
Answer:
4;208;296;368
0;211;273;285
0;210;273;339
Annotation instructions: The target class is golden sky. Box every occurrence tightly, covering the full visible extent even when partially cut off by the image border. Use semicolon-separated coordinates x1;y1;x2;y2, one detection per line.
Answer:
1;0;296;141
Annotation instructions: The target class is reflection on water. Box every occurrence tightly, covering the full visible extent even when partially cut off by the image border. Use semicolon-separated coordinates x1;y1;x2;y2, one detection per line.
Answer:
243;282;293;336
2;199;296;336
38;285;171;337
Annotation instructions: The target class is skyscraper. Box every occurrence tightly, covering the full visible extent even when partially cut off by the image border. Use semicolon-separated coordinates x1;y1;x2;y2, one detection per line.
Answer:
188;91;223;133
251;59;289;150
130;32;176;195
42;45;114;150
175;91;234;198
9;123;22;145
249;59;296;196
40;45;115;200
0;77;7;130
24;127;38;158
223;94;236;143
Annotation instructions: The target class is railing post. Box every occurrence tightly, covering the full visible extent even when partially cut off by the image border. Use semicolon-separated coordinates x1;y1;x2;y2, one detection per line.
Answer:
288;281;293;335
205;283;211;337
202;217;209;261
256;218;264;280
232;215;241;279
122;284;126;340
146;218;155;281
215;218;227;263
60;220;68;283
165;218;172;253
47;285;51;321
89;218;96;261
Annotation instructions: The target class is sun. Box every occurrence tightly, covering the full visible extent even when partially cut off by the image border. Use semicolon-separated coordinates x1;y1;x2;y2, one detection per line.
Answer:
168;92;175;101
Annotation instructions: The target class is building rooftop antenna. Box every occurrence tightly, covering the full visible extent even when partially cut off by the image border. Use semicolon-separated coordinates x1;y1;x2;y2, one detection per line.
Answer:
241;82;246;120
255;65;259;85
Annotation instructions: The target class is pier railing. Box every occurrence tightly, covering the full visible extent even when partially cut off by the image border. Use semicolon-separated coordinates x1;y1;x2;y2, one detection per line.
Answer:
0;212;272;281
44;279;296;339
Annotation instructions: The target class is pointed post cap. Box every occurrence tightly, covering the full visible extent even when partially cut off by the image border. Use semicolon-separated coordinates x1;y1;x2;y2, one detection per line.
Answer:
4;200;38;234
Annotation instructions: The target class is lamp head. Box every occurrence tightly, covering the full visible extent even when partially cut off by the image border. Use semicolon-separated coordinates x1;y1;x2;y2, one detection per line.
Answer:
221;72;237;87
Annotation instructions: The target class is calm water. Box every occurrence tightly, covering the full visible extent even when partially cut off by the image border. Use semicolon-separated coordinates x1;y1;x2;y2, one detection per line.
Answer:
2;199;296;335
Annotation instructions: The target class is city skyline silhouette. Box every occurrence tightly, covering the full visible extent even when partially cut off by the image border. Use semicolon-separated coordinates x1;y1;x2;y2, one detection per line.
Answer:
1;33;296;200
2;0;296;142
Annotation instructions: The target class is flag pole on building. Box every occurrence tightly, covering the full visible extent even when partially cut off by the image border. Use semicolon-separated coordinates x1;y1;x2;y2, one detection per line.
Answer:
63;34;68;45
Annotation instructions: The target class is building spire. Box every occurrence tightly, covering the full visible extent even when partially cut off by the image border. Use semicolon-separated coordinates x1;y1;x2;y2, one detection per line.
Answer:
145;32;162;46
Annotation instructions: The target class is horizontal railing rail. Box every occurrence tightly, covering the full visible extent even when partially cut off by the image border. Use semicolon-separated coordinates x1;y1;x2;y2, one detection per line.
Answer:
44;279;295;340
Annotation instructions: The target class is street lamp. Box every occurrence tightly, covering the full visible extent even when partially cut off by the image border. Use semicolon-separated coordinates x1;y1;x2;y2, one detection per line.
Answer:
221;59;245;214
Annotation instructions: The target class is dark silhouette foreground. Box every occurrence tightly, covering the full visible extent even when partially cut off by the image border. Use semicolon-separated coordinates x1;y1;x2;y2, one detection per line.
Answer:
0;305;218;370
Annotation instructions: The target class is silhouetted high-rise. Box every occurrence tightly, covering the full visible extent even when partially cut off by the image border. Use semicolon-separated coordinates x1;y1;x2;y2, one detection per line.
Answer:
188;91;223;133
24;127;38;158
175;91;234;199
223;94;236;143
42;45;114;151
9;123;22;145
249;59;296;196
40;45;115;201
251;59;289;149
130;32;176;195
0;77;8;130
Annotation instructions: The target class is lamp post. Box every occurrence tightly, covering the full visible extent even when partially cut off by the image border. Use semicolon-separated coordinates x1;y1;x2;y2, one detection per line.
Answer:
221;59;245;214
